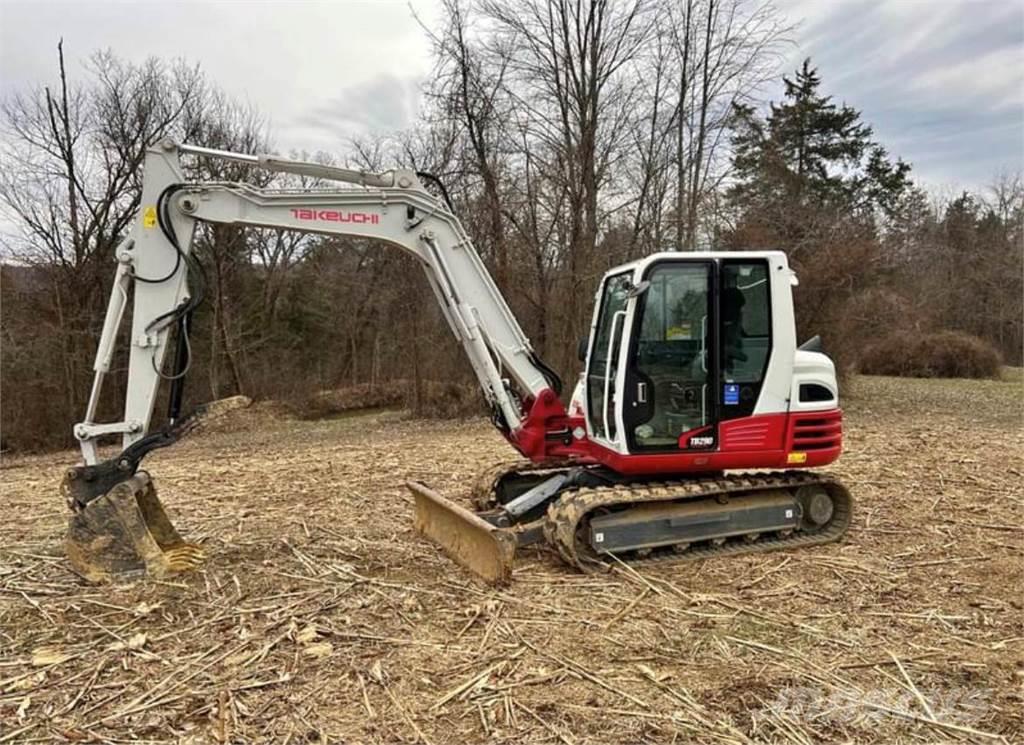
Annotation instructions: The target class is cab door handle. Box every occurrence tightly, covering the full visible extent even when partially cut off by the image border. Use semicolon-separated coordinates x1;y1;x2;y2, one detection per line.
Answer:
637;382;647;403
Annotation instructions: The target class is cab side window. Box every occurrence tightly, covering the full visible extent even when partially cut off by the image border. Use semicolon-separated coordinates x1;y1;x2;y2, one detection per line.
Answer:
720;261;771;384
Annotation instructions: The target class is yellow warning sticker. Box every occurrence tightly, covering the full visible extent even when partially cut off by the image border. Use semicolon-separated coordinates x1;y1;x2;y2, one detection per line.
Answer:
666;322;692;340
787;452;807;464
143;205;157;228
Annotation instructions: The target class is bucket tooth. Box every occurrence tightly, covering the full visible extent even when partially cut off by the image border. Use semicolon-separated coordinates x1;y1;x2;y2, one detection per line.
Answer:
64;471;204;582
407;481;516;586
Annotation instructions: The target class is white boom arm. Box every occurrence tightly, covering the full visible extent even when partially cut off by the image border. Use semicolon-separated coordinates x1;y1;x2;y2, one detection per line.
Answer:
75;140;555;465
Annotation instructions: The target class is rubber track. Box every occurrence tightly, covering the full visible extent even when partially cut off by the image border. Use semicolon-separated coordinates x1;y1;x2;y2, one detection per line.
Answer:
542;471;852;572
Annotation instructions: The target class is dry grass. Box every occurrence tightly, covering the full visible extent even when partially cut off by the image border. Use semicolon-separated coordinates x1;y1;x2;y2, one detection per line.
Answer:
1;374;1022;743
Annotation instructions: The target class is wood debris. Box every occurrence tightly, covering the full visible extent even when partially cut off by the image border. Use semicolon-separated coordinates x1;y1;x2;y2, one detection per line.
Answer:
0;375;1020;742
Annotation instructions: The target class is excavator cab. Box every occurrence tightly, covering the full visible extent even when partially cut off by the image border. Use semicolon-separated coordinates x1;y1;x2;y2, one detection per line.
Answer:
583;254;786;459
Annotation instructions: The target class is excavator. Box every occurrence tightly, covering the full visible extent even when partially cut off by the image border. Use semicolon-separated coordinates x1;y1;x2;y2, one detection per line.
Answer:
62;140;850;585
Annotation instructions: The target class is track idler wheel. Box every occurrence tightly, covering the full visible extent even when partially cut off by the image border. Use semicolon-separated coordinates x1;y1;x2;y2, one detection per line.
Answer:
63;471;204;582
797;485;835;530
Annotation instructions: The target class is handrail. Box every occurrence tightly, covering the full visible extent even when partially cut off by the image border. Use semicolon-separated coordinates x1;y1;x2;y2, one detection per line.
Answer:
602;310;627;441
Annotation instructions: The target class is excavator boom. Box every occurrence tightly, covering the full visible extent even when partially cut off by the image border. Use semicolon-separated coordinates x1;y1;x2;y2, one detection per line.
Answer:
67;140;566;581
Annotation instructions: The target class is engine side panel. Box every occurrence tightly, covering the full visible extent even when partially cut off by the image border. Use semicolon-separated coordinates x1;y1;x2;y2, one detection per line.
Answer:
579;409;842;475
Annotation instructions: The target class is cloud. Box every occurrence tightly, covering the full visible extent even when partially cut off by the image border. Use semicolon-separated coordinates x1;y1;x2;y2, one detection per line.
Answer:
0;0;439;159
293;72;424;137
778;0;1024;190
911;47;1023;111
1;0;1018;192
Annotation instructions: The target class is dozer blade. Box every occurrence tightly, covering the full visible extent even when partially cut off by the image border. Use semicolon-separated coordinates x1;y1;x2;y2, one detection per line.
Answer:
64;471;204;582
407;481;516;586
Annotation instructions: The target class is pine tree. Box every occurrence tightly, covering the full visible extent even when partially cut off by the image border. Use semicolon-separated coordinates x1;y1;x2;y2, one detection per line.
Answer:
728;59;910;242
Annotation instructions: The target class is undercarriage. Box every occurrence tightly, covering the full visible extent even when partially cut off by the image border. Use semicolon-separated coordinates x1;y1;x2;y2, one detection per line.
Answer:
410;461;852;583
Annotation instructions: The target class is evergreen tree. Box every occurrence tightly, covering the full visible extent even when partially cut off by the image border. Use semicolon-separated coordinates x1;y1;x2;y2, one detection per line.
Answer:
728;59;910;242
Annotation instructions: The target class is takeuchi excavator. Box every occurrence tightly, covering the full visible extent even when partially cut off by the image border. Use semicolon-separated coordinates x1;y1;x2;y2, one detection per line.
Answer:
63;140;850;585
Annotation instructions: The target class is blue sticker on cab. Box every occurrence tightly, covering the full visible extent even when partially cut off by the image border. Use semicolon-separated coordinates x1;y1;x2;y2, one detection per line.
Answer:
724;384;740;405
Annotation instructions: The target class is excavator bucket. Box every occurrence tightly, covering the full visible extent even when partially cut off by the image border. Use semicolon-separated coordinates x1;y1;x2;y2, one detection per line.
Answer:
64;471;204;582
407;481;517;586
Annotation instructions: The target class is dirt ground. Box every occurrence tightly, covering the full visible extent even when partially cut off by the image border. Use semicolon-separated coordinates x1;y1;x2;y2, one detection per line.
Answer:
2;374;1022;744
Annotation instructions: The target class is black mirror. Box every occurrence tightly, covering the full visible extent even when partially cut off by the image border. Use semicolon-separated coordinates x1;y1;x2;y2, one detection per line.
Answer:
577;336;589;362
625;279;650;299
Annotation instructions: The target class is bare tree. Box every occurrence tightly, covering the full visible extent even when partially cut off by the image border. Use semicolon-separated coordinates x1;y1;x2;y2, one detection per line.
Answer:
0;43;272;440
182;93;271;398
0;42;206;417
666;0;791;249
423;0;513;285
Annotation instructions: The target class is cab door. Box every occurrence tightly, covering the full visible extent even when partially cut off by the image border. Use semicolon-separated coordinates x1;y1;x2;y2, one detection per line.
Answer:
621;261;717;452
584;271;632;447
719;259;773;421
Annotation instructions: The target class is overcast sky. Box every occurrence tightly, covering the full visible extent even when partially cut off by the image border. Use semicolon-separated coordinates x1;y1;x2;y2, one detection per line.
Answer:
1;0;1021;193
